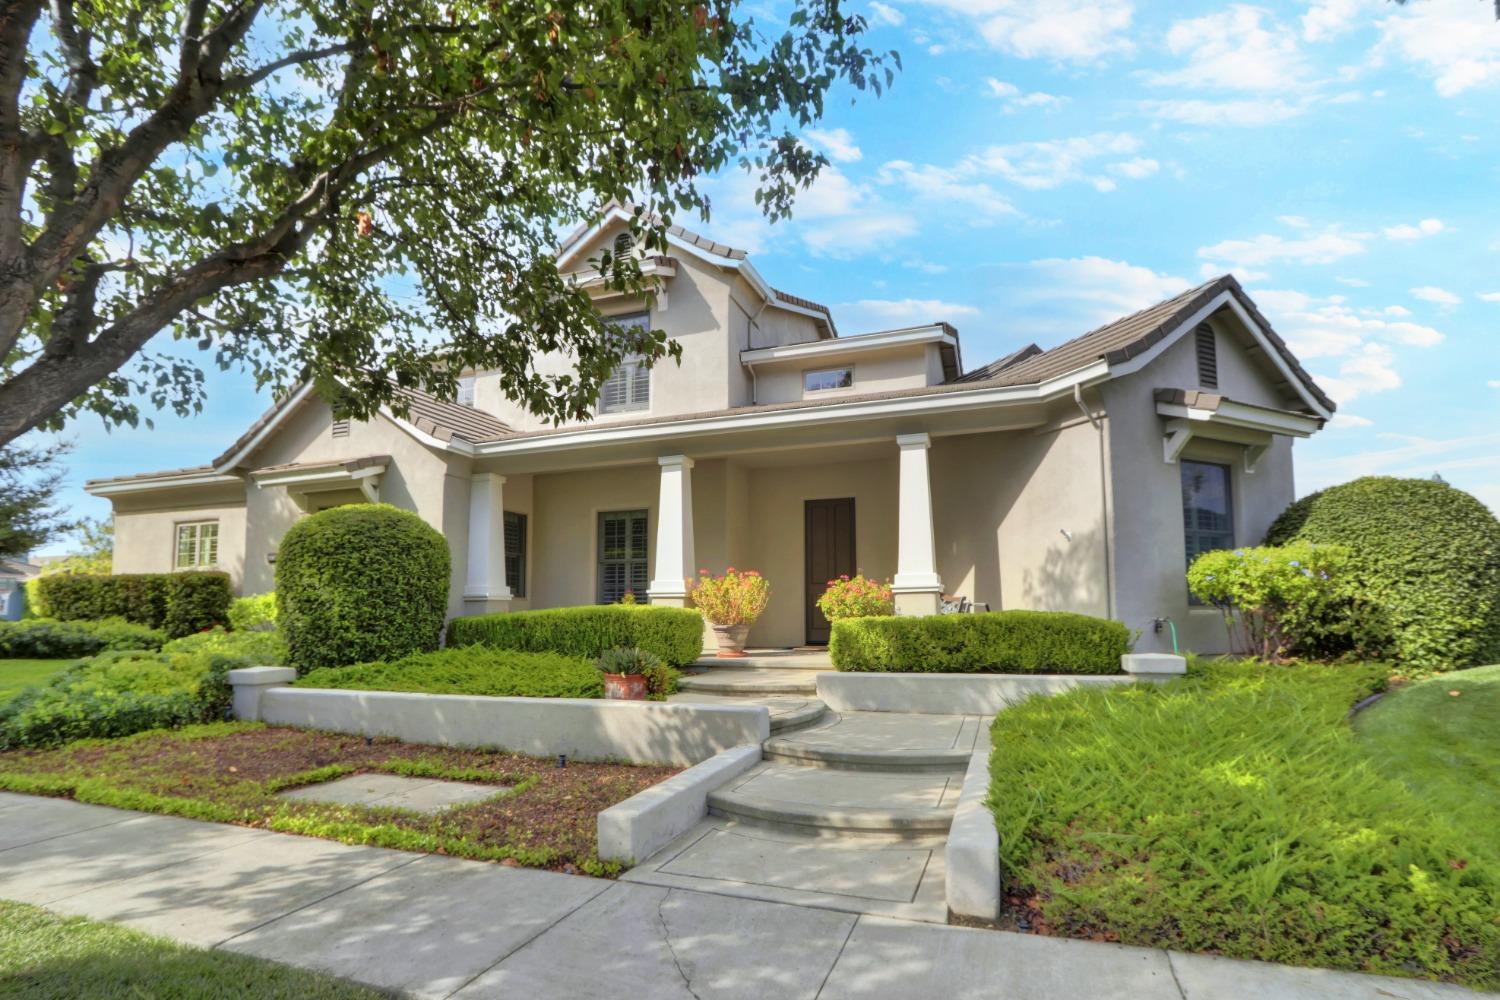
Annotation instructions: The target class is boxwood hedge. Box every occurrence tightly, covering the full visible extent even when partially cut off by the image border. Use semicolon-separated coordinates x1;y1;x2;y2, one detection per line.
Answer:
276;504;450;673
829;610;1131;674
448;605;704;667
35;572;230;638
0;618;166;658
1265;476;1500;672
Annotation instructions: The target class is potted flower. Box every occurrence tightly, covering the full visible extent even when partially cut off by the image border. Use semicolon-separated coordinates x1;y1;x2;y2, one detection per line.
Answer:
691;567;771;657
816;573;894;621
596;646;662;700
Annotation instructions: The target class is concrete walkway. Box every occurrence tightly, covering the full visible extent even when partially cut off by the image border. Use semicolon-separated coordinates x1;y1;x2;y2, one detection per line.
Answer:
0;792;1491;1000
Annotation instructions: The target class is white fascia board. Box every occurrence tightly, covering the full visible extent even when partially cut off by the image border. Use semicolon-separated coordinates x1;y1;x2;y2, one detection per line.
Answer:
1220;295;1333;420
376;407;476;456
741;326;954;365
562;256;677;291
251;463;387;489
86;472;245;497
1155;400;1320;438
474;361;1111;458
212;382;316;473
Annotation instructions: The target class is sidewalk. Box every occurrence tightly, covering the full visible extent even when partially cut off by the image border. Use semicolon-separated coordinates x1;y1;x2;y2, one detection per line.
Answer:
0;791;1490;1000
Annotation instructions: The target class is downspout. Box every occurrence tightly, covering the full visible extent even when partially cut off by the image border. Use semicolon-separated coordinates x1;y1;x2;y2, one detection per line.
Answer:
1074;384;1116;620
745;294;771;405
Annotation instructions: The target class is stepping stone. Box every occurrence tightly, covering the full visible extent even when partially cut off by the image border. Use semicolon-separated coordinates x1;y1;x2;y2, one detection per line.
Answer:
278;773;508;813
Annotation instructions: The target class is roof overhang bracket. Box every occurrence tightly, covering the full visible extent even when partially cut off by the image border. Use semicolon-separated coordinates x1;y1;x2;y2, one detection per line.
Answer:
1163;421;1194;464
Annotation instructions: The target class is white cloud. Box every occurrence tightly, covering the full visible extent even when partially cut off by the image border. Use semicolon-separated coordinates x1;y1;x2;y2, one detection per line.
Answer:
1410;285;1461;306
964;132;1145;191
1024;257;1189;323
867;1;905;27
1315;342;1402;402
696;166;913;259
804;127;863;164
914;0;1135;62
800;212;919;258
836;297;980;332
1147;6;1307;92
1479;292;1500;303
984;78;1019;98
875;161;1019;219
1329;412;1374;429
1376;0;1500;96
1381;305;1411;317
1303;0;1367;42
1137;98;1307;126
1300;430;1500;503
1336;276;1372;287
984;78;1067;112
1489;379;1500;388
1383;218;1446;240
1199;226;1368;272
1109;157;1160;180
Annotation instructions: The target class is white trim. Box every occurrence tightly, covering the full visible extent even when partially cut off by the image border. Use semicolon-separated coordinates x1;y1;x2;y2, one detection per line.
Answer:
86;472;244;497
1154;400;1321;438
1221;295;1333;419
250;462;387;490
741;325;954;365
561;255;677;291
213;383;317;472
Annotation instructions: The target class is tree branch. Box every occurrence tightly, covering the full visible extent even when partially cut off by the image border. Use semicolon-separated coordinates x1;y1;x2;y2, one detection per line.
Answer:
49;0;97;108
0;0;43;256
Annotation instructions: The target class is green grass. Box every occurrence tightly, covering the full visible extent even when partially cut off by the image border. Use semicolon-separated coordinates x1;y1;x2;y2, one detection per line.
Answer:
1355;664;1500;851
989;660;1499;988
0;898;384;998
0;659;78;706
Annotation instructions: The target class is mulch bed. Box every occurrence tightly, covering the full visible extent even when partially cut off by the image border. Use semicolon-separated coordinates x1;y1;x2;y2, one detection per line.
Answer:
0;724;678;876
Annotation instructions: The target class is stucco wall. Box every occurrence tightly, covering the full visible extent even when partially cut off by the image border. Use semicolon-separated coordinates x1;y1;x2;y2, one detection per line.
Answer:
111;485;249;589
529;463;662;608
752;344;936;405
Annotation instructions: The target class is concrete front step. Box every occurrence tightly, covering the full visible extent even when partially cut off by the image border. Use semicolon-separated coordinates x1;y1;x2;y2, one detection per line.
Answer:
707;762;958;837
763;711;984;773
677;668;820;696
692;649;832;671
666;692;828;734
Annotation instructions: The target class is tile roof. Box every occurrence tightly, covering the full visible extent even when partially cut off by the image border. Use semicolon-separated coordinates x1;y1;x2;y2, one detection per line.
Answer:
84;464;216;488
953;343;1042;383
398;387;512;445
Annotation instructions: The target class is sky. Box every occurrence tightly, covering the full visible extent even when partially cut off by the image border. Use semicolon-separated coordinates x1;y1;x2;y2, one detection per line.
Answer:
29;0;1500;553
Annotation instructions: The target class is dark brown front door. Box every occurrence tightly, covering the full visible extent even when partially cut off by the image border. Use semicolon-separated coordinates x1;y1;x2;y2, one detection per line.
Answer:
805;497;856;645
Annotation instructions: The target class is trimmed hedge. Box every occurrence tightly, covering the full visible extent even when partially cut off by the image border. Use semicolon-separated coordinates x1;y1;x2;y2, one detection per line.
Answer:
296;646;603;699
829;610;1131;674
448;605;704;667
277;504;450;673
161;626;288;666
1265;476;1500;672
0;649;238;749
0;618;166;658
35;572;230;637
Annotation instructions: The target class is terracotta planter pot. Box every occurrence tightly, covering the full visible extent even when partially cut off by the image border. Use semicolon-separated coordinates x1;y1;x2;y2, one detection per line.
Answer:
602;672;647;700
710;623;752;657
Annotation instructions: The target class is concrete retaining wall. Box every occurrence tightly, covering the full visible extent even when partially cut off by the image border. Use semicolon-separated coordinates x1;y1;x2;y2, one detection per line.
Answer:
815;672;1142;715
255;687;770;766
946;748;999;925
598;744;763;864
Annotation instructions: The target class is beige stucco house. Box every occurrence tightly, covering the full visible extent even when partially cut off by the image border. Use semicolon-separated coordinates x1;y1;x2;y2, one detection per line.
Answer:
87;206;1335;654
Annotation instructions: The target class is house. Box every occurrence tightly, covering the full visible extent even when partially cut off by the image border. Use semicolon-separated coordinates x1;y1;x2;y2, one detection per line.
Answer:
0;558;40;621
85;206;1334;654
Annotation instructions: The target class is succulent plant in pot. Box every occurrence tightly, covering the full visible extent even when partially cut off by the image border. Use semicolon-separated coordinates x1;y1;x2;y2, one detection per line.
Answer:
596;646;664;700
690;568;770;657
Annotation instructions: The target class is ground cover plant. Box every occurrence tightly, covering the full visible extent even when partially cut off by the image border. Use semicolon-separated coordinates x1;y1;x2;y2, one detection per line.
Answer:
0;617;165;658
162;626;289;666
0;723;676;875
298;646;679;700
0;659;79;706
1355;664;1500;853
449;605;704;667
989;660;1498;988
831;610;1129;674
0;898;384;999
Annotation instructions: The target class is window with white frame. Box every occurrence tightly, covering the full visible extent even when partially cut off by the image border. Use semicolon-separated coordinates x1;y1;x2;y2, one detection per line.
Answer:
175;521;219;569
804;367;853;393
600;313;652;413
457;375;477;407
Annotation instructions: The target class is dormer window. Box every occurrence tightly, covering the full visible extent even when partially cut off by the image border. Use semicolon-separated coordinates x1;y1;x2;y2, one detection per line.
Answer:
457;376;476;407
600;313;652;414
1196;325;1218;389
805;367;854;393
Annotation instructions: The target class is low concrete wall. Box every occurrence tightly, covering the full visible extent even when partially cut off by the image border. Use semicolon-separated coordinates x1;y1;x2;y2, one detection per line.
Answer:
946;748;999;925
815;672;1142;715
598;744;763;864
255;688;770;766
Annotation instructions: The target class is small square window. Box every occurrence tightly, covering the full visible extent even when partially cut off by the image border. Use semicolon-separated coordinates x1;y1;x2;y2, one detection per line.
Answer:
804;367;853;393
175;521;219;569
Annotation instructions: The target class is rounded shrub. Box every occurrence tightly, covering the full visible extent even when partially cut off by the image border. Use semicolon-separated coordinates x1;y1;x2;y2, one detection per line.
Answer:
276;504;450;673
1265;477;1500;672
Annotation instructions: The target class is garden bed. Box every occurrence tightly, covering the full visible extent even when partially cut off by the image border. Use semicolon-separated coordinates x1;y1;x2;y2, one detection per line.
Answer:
0;722;678;876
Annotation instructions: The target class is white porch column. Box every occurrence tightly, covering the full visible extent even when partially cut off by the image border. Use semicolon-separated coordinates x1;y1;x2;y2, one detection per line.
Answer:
648;455;695;607
893;433;943;616
463;473;512;614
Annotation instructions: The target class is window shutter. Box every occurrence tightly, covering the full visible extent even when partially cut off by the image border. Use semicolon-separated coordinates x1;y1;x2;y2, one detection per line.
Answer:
600;367;628;412
504;511;526;597
1196;325;1218;389
598;510;649;603
629;361;650;406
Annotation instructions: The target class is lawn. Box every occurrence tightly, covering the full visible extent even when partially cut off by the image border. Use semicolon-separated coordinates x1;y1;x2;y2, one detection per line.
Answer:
0;722;677;876
1355;664;1500;853
0;659;78;706
0;898;383;998
988;660;1499;989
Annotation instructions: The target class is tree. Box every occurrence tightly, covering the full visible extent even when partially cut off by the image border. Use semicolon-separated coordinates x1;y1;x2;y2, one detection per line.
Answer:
0;443;77;558
0;0;895;447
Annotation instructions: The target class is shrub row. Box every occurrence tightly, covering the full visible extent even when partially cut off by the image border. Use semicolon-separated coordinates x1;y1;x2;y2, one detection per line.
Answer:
297;646;604;700
161;626;288;666
35;572;232;639
829;610;1131;674
0;618;166;659
448;605;704;667
0;649;238;749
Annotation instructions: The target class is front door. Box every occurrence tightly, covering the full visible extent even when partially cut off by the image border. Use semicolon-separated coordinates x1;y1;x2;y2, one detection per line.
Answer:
804;497;856;645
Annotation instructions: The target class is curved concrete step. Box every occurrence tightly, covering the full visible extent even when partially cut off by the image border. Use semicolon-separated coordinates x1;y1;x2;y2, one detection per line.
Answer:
677;668;819;696
666;693;828;733
763;711;983;773
762;741;969;772
706;762;957;837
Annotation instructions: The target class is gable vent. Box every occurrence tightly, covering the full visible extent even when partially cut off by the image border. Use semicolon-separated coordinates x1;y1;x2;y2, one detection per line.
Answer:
1195;324;1218;389
331;418;350;438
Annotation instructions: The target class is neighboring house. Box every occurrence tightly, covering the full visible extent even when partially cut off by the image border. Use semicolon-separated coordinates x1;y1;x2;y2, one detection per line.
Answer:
86;206;1334;654
0;559;40;621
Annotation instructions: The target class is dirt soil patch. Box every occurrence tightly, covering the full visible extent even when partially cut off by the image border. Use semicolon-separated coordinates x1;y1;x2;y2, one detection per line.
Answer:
0;722;678;876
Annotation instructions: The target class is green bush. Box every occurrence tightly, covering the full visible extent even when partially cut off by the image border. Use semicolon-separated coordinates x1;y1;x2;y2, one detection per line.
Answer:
989;661;1498;987
228;592;277;631
829;610;1130;674
34;572;230;636
296;646;602;699
276;504;450;673
449;605;704;667
0;618;165;658
0;649;237;748
1266;477;1500;672
161;626;288;665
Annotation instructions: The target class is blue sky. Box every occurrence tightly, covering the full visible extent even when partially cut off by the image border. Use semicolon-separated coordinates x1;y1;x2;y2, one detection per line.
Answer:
31;0;1500;552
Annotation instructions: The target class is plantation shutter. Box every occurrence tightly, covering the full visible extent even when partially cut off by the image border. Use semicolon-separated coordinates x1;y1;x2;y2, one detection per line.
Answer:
600;312;651;413
598;509;649;603
504;511;526;598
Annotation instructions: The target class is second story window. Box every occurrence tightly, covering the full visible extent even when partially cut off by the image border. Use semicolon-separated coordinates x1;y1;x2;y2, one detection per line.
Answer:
457;376;477;407
805;367;854;392
601;312;652;413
